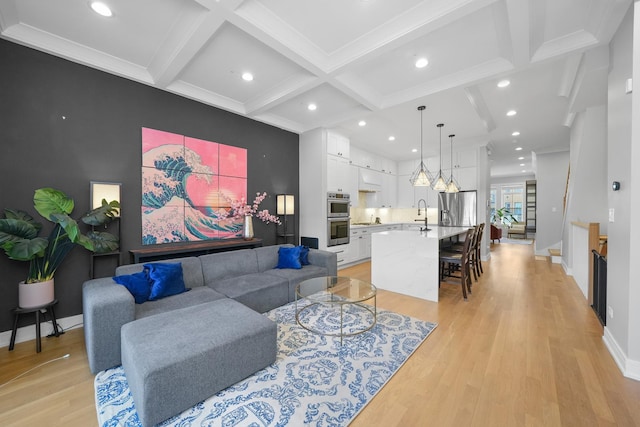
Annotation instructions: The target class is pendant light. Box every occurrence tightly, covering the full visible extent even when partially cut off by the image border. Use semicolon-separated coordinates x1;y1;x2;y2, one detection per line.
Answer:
432;123;447;191
410;106;433;187
445;134;460;193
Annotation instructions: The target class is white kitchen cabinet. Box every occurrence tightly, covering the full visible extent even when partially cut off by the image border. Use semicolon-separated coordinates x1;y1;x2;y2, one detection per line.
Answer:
456;148;477;168
380;157;396;174
455;166;477;191
381;173;397;208
353;150;379;170
353;227;371;260
327;131;350;158
327;155;352;193
326;243;353;267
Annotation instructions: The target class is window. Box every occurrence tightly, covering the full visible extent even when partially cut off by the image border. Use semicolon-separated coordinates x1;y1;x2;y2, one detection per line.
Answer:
490;184;525;224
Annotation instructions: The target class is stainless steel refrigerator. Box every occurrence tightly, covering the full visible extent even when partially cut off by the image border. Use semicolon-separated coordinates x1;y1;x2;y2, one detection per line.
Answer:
438;190;477;227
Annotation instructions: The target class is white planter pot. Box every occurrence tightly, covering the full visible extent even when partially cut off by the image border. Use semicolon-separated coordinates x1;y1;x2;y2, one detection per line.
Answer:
18;279;55;308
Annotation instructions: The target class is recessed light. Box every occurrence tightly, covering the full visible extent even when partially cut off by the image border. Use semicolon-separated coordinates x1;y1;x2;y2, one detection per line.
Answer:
518;156;524;160
497;79;510;88
522;170;527;173
520;163;525;166
242;72;254;82
512;131;520;136
415;57;429;69
515;147;523;151
507;110;517;117
388;136;395;141
90;1;113;17
307;103;317;111
358;120;366;127
412;148;418;153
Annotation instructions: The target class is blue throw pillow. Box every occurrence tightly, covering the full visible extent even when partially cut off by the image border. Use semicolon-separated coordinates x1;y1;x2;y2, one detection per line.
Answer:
276;246;302;269
145;262;188;301
298;245;310;265
113;272;151;304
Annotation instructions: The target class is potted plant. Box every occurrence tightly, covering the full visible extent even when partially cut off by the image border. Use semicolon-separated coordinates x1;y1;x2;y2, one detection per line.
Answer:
0;187;120;308
491;207;518;226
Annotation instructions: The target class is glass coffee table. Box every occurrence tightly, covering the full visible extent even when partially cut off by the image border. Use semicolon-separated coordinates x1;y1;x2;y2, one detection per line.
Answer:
295;276;377;344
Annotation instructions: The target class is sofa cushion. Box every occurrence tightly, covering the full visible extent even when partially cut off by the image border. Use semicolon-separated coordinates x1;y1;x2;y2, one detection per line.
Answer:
135;286;226;320
209;273;288;313
267;265;329;301
200;249;259;282
116;257;205;289
276;246;302;269
255;244;293;271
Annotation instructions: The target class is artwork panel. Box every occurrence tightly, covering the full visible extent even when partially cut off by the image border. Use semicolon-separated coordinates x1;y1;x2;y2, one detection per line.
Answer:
141;205;187;245
218;176;247;208
185;137;219;176
184;173;220;208
142;167;185;209
142;128;184;169
186;206;243;240
219;144;247;178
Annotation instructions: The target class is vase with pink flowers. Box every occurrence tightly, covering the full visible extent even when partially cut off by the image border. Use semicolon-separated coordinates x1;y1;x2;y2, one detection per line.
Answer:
217;192;281;240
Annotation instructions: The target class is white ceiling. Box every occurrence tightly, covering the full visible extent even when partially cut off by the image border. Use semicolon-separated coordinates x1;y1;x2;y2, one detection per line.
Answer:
0;0;630;177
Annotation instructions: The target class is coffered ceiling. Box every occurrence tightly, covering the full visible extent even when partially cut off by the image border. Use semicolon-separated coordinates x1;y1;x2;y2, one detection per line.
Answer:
0;0;630;177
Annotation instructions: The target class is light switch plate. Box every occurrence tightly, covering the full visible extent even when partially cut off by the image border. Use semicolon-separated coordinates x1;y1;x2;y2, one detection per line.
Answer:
609;208;615;222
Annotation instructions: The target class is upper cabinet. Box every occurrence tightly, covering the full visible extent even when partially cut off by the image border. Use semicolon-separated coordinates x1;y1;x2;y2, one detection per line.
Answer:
327;155;355;195
350;146;379;170
327;131;350;158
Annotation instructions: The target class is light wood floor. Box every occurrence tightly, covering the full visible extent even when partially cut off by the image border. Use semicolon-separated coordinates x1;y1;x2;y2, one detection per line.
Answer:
1;243;639;426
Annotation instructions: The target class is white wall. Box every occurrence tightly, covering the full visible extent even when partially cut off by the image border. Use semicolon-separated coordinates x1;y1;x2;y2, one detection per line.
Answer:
560;105;609;268
536;152;570;255
603;4;639;379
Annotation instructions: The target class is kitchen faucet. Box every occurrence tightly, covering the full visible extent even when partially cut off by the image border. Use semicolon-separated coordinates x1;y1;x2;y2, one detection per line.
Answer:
416;199;431;231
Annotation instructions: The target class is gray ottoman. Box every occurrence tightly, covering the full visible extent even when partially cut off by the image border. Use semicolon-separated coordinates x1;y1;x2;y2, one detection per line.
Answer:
121;298;277;427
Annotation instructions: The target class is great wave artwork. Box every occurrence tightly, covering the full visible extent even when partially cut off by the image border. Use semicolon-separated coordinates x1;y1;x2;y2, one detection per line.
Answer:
141;127;247;244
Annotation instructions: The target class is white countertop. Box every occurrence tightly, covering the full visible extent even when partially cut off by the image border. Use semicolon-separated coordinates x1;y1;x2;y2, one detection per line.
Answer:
374;225;470;240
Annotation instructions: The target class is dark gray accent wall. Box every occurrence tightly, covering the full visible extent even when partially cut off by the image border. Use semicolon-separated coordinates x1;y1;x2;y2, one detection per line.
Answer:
0;39;299;333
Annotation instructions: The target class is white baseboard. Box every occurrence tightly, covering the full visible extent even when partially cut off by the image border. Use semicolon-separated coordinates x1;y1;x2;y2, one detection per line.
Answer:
603;327;640;381
0;314;83;349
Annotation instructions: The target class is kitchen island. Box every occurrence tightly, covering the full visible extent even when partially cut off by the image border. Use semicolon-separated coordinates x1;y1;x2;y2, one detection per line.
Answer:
371;226;470;302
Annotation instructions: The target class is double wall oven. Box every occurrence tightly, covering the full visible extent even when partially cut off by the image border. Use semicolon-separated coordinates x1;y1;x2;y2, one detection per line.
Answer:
327;192;350;246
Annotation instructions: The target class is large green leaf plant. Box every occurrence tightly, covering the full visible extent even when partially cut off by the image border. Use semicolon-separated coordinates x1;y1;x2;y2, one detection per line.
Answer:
0;188;120;283
491;207;518;225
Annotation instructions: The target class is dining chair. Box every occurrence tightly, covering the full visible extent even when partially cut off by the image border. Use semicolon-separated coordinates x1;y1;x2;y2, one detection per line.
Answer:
439;228;474;300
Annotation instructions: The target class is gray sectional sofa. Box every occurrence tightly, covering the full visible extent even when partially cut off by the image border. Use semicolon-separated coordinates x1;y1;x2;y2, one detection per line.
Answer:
82;243;337;374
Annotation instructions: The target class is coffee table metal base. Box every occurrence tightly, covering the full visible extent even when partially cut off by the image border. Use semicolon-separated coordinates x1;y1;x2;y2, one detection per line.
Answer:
295;298;377;345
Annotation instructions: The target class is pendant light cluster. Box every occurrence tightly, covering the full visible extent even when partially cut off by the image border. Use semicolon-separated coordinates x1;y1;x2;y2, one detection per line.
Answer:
432;123;447;191
410;107;460;193
445;134;460;193
409;106;433;187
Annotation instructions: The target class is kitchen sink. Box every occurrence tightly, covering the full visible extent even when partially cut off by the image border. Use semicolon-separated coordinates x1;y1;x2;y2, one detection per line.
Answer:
352;222;382;225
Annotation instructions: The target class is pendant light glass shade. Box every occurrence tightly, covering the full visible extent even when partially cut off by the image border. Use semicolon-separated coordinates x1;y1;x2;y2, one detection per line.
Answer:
445;134;460;193
432;123;447;191
410;106;433;187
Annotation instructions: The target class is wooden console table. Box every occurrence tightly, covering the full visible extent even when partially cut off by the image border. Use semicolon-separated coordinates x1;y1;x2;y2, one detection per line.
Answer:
129;238;263;263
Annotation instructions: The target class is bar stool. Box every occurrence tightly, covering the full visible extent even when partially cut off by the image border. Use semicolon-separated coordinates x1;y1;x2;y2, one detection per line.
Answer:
9;299;62;353
439;228;474;300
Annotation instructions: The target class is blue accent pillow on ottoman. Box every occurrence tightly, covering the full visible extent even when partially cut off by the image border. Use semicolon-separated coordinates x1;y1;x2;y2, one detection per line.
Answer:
276;246;302;269
145;262;188;300
113;272;151;304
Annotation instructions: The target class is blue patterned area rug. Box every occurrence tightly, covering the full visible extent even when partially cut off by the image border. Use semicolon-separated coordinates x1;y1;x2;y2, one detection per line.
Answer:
94;300;437;426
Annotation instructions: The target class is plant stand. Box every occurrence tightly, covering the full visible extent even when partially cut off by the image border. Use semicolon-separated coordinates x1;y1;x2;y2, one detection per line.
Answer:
9;299;63;353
